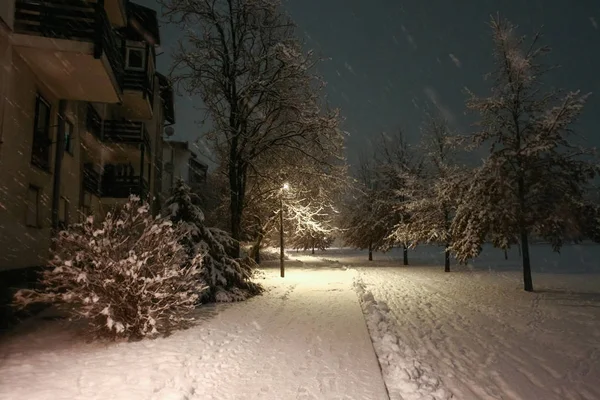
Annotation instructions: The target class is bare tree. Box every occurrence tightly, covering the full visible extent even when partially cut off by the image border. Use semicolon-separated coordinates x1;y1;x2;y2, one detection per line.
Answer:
161;0;342;256
451;16;599;291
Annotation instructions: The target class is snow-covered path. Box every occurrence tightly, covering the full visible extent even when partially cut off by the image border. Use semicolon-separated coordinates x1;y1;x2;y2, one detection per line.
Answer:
308;247;600;400
0;265;388;400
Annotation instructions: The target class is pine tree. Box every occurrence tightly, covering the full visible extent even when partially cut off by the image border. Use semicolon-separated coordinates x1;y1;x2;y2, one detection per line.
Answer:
166;180;263;302
451;16;600;291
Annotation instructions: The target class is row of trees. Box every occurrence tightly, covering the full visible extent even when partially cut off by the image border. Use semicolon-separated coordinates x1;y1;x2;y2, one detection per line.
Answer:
342;16;600;292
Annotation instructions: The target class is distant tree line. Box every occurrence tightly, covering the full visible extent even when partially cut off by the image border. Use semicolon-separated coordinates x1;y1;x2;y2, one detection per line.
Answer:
341;15;600;292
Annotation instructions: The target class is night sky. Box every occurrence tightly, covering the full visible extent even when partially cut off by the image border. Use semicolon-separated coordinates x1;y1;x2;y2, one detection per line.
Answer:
139;0;600;167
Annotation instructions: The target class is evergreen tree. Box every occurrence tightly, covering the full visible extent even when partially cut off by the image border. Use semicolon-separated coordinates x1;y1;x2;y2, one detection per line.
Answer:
166;180;263;302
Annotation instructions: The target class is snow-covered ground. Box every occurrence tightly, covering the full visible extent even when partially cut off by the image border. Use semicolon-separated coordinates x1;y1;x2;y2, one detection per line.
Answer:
303;244;600;400
0;265;388;400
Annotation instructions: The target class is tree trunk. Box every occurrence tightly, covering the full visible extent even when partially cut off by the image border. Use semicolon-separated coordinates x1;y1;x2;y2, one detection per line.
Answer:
517;175;533;292
504;249;508;260
251;233;263;264
312;239;315;255
228;158;245;259
521;229;533;291
403;244;409;266
444;245;450;272
368;241;373;261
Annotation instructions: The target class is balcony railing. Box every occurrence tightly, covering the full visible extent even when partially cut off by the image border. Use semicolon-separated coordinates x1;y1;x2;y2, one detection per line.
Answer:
102;174;148;198
83;163;101;196
103;120;150;148
14;0;123;88
123;69;154;106
85;104;102;139
157;73;175;124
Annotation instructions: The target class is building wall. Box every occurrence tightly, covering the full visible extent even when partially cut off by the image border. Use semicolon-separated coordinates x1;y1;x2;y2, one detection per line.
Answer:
0;49;63;270
0;0;14;30
0;2;170;272
162;144;192;197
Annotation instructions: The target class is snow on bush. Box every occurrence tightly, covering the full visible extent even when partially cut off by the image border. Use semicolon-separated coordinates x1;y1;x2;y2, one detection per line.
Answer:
14;196;205;341
354;279;453;400
166;180;263;302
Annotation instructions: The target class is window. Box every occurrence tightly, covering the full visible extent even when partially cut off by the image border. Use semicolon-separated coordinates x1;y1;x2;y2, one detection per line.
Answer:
81;192;92;222
189;162;207;185
31;94;51;170
59;196;69;230
126;47;145;70
26;185;40;228
64;120;74;155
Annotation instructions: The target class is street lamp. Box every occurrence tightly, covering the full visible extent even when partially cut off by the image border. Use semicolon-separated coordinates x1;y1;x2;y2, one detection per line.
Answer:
280;182;289;277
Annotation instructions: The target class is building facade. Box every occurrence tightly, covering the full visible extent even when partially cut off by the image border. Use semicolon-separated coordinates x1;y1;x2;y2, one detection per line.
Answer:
162;140;208;198
0;0;175;274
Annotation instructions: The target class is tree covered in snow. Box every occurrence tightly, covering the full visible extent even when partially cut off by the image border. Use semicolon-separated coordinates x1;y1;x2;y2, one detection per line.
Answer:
451;16;600;291
371;130;420;265
165;180;263;302
162;0;343;257
284;195;338;253
14;197;204;341
389;115;464;272
341;155;390;261
341;131;418;263
241;142;346;263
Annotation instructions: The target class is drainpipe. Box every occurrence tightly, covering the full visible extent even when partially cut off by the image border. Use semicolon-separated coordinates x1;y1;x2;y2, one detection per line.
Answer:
51;100;67;233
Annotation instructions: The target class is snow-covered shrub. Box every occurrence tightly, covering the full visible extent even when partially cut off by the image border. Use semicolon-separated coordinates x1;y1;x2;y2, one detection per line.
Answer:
166;180;263;302
14;196;204;341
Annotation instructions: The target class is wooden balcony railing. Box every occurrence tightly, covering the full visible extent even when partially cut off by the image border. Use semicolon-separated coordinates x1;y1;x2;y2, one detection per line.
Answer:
14;0;123;88
103;120;150;148
83;163;101;196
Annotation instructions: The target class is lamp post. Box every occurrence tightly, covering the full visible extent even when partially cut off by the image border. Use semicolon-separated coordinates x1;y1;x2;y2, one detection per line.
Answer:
280;182;289;277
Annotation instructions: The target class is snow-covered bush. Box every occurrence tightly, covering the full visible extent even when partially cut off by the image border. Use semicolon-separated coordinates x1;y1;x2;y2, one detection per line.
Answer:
14;196;204;341
166;180;263;302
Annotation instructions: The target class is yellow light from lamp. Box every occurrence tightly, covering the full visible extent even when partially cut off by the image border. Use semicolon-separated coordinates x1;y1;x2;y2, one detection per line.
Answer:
283;182;290;190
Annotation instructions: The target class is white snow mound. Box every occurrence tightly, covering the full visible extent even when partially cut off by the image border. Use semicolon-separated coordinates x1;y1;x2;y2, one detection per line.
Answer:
354;279;453;400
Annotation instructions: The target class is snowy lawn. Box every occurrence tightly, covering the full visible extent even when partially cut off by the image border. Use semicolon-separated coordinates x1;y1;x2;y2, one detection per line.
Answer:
0;263;388;400
301;245;600;400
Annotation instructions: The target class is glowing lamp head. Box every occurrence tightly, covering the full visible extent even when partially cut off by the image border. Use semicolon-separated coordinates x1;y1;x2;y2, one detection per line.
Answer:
282;182;290;190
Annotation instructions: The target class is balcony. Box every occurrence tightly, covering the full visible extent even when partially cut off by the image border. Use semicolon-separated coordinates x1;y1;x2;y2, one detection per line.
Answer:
104;0;127;28
157;72;175;125
85;104;102;139
103;120;150;148
101;172;149;199
121;68;154;119
83;163;101;196
12;0;123;103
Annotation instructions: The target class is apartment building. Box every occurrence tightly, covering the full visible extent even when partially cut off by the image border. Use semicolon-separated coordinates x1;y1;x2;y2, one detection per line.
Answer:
162;140;208;199
0;0;175;275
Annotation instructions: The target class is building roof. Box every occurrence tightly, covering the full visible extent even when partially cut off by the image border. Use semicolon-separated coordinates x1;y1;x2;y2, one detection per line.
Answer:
122;2;161;45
